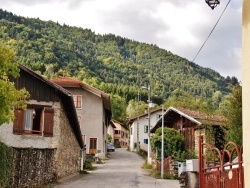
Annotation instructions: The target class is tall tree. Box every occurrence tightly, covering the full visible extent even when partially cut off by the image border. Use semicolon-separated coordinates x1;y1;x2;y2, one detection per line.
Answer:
0;45;29;125
223;86;242;146
110;94;127;123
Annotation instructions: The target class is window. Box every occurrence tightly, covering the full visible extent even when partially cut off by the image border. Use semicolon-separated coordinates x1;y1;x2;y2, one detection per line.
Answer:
144;125;148;133
144;139;148;144
103;122;105;135
115;130;120;135
77;115;82;127
13;107;54;137
156;114;162;120
82;135;86;144
73;95;82;109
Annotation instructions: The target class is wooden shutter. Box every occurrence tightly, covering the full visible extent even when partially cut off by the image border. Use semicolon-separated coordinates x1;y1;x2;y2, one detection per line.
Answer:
13;109;25;134
43;107;54;137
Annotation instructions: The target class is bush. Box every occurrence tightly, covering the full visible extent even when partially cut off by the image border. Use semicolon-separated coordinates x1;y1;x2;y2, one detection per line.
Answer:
83;159;94;170
151;127;185;161
141;160;153;169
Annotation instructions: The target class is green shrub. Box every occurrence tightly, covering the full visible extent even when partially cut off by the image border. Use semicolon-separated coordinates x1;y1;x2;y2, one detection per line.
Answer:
0;142;13;187
83;159;94;170
151;127;185;161
141;160;153;169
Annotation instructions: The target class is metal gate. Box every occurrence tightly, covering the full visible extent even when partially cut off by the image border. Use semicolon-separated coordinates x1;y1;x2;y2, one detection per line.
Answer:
199;135;244;188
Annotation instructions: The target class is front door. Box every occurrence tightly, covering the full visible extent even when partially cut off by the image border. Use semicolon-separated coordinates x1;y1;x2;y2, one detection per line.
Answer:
89;138;97;154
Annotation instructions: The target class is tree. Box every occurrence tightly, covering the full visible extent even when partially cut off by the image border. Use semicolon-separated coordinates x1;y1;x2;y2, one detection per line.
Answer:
223;86;242;146
110;94;127;123
0;45;29;125
126;99;147;119
151;127;185;161
107;134;112;143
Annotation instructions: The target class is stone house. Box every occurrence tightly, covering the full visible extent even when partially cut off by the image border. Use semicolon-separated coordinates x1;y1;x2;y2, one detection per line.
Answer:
0;65;84;187
112;119;129;148
151;106;225;153
51;77;112;159
127;108;164;152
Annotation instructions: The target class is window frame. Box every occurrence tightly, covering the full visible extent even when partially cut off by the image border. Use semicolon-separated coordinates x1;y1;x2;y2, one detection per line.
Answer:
73;95;82;109
144;125;149;133
77;115;82;128
156;114;162;120
13;106;54;137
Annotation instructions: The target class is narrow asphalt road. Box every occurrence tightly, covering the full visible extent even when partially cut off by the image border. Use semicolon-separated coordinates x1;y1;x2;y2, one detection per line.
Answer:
54;148;179;188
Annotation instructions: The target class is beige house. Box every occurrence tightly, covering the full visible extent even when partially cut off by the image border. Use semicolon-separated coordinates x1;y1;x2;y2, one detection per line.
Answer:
51;77;112;159
112;119;129;148
107;120;116;144
0;65;84;187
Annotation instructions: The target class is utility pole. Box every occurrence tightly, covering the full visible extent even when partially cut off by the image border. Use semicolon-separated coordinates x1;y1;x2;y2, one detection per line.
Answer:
136;91;140;151
142;84;152;164
161;105;164;179
147;85;151;164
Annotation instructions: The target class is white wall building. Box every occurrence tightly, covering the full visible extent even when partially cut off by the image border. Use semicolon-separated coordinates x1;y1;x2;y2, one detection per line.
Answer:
128;109;164;152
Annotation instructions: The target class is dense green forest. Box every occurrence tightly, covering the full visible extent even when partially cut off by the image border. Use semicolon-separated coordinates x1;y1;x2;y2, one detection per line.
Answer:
0;9;239;122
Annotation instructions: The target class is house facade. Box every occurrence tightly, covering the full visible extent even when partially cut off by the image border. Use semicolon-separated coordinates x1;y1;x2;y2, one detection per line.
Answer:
112;119;129;148
151;107;225;153
0;65;83;187
51;77;112;159
107;120;116;144
128;109;164;152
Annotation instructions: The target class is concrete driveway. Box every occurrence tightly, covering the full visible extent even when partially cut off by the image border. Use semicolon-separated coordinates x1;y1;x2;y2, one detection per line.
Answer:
54;148;179;188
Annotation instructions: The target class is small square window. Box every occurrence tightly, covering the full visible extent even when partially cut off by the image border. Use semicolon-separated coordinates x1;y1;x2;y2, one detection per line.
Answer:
144;139;148;144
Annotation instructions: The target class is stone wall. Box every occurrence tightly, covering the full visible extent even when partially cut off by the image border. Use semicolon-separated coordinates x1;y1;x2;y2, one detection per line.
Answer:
53;105;81;179
9;148;56;188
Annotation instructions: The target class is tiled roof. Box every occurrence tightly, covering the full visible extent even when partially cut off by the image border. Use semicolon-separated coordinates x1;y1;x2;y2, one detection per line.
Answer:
51;77;111;111
127;108;164;125
151;106;226;132
51;77;82;87
174;107;225;125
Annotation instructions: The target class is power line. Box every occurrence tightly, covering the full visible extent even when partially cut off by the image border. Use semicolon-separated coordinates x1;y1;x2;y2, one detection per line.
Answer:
192;0;231;62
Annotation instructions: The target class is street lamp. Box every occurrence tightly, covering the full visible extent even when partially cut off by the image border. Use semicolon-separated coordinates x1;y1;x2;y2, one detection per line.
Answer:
205;0;220;10
142;85;152;164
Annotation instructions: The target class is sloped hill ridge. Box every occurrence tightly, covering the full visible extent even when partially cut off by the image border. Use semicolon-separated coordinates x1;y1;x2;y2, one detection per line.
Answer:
0;9;238;103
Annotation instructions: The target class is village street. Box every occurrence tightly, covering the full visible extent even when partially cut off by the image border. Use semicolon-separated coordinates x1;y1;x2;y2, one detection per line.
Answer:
54;148;179;188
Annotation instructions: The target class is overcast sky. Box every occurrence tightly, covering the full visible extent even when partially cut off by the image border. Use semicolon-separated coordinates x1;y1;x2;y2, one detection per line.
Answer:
0;0;242;80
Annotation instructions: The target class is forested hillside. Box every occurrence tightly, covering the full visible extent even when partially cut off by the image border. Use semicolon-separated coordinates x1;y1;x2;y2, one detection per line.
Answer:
0;9;239;121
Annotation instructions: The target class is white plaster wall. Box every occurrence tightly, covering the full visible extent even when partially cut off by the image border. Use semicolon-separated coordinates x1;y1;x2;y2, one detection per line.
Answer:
0;101;61;149
129;123;136;150
107;125;115;143
129;110;163;152
242;1;250;186
66;88;106;158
